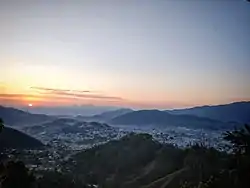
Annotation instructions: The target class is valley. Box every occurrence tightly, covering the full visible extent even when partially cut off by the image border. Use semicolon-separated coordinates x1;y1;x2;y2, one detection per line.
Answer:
0;101;249;188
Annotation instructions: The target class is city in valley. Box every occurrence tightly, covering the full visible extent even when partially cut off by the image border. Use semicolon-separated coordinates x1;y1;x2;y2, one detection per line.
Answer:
5;108;228;173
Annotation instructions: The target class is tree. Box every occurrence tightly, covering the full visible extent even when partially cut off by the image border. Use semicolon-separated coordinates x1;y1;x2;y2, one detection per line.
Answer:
196;125;250;188
223;124;250;155
0;161;35;188
0;118;4;133
0;118;4;158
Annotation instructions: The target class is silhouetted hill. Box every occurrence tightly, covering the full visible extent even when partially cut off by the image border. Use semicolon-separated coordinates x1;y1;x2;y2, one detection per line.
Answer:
167;101;250;123
20;105;119;116
91;108;133;121
72;133;227;188
0;127;44;149
73;133;184;187
110;110;230;130
0;106;54;126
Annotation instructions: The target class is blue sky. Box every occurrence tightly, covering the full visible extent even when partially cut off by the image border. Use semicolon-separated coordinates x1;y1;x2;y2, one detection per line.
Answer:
0;0;250;108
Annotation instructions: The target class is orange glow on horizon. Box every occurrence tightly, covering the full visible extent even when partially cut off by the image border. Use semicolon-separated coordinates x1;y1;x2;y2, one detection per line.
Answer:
1;84;250;109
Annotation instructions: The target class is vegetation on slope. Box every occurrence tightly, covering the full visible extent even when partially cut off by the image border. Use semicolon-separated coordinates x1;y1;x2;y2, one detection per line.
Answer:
0;116;250;188
0;118;44;149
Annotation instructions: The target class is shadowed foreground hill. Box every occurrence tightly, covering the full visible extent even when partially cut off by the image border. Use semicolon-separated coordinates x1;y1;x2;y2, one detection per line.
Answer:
0;127;44;149
1;126;250;188
72;133;226;188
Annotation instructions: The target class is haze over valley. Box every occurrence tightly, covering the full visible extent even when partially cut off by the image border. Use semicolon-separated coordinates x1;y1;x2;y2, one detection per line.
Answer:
1;101;249;151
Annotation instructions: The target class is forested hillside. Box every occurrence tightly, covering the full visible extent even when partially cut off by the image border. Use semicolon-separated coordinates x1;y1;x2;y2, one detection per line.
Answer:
0;116;250;188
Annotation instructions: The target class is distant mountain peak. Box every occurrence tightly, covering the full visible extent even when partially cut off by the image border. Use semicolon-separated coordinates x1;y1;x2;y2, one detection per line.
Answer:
168;101;250;123
110;109;229;130
0;105;54;127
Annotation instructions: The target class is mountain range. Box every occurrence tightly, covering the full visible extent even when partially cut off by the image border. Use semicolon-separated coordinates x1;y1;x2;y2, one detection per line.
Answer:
1;101;249;130
77;108;133;122
109;110;231;130
166;101;250;123
18;105;119;116
0;105;54;127
109;102;250;129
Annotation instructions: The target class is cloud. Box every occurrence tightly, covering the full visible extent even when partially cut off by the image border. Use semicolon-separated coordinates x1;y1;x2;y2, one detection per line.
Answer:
50;90;123;100
0;93;78;106
31;86;125;101
0;87;125;107
0;93;40;99
30;87;91;93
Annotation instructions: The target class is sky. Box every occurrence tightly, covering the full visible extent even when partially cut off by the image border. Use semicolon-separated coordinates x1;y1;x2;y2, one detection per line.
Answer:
0;0;250;109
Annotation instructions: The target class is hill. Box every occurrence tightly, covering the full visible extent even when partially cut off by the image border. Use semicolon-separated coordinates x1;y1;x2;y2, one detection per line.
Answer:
20;105;119;116
110;110;231;130
0;106;54;126
23;118;111;135
0;127;44;149
90;108;133;122
72;133;227;188
167;101;250;123
73;133;183;188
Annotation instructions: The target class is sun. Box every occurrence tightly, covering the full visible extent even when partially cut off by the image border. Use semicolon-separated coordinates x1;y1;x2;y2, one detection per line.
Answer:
28;103;33;107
